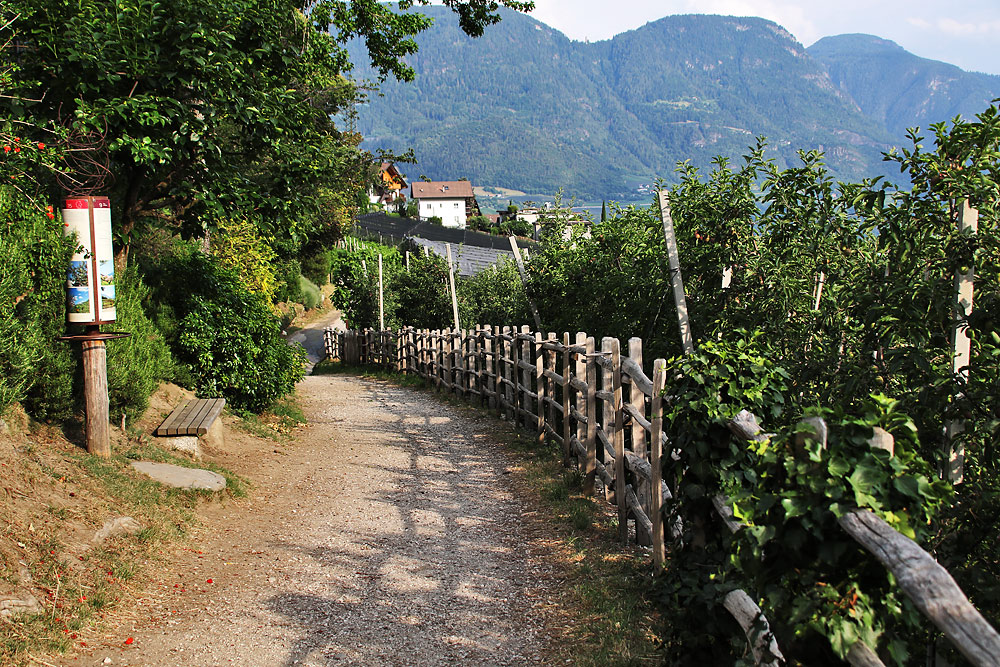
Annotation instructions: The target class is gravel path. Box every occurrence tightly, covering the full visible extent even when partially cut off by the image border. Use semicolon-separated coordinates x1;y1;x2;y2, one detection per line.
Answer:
66;319;556;666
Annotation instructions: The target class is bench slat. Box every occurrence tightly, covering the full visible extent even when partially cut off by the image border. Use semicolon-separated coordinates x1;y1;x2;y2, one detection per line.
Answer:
156;398;226;437
162;400;201;437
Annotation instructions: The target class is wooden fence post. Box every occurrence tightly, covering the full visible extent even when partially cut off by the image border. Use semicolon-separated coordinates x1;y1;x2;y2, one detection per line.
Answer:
584;335;597;496
535;330;545;442
604;338;626;542
545;332;557;445
650;359;667;571
628;337;651;545
520;325;532;430
446;243;461;331
562;332;572;466
574;332;587;469
378;253;384;331
600;337;617;505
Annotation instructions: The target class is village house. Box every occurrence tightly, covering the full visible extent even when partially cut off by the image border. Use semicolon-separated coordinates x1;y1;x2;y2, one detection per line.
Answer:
368;162;408;207
411;180;482;229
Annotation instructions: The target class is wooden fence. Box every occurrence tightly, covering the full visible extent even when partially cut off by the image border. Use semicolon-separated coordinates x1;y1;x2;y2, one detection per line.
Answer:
322;325;1000;666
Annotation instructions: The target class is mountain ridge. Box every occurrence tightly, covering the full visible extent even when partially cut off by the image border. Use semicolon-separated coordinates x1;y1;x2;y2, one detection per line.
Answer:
348;9;999;200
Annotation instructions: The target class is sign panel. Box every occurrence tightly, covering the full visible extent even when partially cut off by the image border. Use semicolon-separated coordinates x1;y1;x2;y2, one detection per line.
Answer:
62;197;116;324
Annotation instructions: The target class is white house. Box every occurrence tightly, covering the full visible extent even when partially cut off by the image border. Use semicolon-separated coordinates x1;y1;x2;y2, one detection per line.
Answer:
411;181;481;229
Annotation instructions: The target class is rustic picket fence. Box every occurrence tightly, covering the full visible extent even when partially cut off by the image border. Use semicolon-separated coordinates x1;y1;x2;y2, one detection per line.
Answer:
322;324;1000;666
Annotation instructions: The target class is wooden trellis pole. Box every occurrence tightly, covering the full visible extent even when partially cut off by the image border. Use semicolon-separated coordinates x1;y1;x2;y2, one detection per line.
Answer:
946;200;978;483
508;236;543;330
658;190;694;355
445;243;460;330
378;253;384;331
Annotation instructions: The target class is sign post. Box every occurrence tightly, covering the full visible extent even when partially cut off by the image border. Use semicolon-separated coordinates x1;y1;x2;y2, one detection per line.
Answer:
59;196;128;458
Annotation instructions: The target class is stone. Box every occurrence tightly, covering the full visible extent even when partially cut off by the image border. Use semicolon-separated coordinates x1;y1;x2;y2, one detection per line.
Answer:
201;417;225;450
157;435;201;459
130;461;227;491
0;593;43;618
92;516;143;546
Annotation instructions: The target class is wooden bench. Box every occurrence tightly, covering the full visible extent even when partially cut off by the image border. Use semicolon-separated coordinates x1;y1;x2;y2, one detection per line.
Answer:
155;398;226;437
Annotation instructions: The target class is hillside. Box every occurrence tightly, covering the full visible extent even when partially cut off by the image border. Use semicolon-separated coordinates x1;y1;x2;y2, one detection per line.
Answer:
348;9;896;199
809;34;1000;139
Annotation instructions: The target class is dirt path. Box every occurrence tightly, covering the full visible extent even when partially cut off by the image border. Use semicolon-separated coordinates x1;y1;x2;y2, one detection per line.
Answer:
64;315;556;666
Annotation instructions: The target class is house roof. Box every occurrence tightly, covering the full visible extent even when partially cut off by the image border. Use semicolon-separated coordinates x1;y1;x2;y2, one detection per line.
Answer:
411;181;475;200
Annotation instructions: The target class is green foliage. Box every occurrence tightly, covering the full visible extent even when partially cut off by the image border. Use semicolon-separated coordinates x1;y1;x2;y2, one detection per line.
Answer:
0;185;76;421
297;275;322;310
208;219;280;303
300;246;335;286
327;240;405;329
105;266;173;425
525;203;678;359
391;243;453;329
654;334;950;661
144;246;305;412
457;257;531;326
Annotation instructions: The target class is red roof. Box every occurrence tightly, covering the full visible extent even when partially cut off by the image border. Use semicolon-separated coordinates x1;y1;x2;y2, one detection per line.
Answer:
411;181;475;199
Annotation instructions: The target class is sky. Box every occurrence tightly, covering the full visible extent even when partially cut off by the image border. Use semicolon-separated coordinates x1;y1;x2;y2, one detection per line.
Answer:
526;0;1000;75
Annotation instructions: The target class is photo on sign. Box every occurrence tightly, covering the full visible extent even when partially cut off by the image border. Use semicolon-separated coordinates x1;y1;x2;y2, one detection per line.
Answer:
99;259;114;286
67;260;89;287
69;287;91;314
100;285;116;310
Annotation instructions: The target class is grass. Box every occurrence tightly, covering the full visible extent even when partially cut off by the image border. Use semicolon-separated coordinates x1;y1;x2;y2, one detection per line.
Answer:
234;393;308;442
0;434;247;666
500;430;662;666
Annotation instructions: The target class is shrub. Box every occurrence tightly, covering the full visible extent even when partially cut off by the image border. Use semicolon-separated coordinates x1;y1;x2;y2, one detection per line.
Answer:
0;185;76;421
297;275;322;310
209;218;279;302
300;247;334;286
145;246;305;412
105;266;173;425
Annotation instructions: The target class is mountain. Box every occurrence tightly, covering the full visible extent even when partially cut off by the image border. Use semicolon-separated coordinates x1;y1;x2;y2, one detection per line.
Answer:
347;9;996;200
808;34;1000;139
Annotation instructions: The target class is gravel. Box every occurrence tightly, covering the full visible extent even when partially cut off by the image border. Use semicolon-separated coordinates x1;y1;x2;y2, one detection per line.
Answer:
67;372;555;667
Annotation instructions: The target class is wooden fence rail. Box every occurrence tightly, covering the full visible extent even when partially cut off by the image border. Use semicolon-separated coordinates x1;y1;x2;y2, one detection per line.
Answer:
322;325;1000;666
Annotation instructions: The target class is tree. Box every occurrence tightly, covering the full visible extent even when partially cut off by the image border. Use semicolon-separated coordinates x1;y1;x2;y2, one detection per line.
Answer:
4;0;533;258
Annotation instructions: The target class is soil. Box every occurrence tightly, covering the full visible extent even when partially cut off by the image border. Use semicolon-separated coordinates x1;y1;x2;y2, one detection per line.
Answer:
56;312;561;666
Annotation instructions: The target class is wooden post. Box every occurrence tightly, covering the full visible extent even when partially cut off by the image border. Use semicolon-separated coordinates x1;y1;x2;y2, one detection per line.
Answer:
946;200;978;484
584;335;597;496
502;326;513;420
445;243;461;331
82;338;111;458
521;325;532;430
378;253;384;331
650;359;667;571
628;338;651;545
511;326;521;424
601;337;617;505
483;325;494;411
508;236;543;330
601;338;624;544
457;329;466;399
534;330;545;441
562;332;572;465
574;332;587;468
658;190;695;355
544;332;556;444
